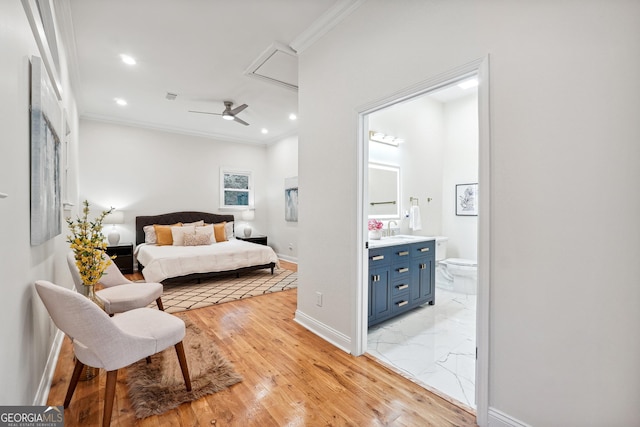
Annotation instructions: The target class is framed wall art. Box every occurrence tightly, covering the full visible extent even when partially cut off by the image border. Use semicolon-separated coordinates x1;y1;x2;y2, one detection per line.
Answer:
456;183;478;216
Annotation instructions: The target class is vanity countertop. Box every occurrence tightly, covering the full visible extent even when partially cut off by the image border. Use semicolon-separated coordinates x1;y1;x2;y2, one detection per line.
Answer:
368;235;441;249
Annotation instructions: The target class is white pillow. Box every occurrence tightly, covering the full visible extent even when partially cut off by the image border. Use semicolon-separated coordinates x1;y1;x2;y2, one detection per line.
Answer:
195;224;215;244
143;225;156;244
225;221;235;239
172;225;195;246
183;220;204;227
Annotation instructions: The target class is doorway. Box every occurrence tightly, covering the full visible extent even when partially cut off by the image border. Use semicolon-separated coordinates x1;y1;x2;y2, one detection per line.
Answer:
356;57;491;423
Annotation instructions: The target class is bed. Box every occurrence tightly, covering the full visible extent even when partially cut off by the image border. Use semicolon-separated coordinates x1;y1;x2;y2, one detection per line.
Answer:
135;211;278;283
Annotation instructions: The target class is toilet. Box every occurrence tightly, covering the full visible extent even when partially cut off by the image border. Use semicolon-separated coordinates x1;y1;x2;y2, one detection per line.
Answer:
434;237;477;295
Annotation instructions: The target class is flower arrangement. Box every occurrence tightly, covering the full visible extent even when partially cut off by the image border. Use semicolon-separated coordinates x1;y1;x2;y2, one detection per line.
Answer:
66;200;114;287
368;219;383;231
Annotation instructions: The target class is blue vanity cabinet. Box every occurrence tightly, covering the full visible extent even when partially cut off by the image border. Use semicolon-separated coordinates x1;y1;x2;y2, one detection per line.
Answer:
368;239;436;327
368;247;392;325
410;240;435;306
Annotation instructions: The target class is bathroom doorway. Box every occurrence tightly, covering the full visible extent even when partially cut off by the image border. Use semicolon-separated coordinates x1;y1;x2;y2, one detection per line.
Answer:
356;57;491;421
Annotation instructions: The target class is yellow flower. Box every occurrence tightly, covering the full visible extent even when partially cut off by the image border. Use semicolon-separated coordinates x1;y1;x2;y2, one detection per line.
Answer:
66;200;115;287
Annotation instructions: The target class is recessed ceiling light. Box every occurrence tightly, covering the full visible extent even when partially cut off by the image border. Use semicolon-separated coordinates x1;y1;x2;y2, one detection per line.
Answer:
289;113;297;120
458;78;478;89
114;98;127;106
261;128;269;134
120;54;136;65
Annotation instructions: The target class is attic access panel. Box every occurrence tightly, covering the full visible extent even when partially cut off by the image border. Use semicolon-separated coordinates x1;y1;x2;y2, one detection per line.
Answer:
244;43;298;91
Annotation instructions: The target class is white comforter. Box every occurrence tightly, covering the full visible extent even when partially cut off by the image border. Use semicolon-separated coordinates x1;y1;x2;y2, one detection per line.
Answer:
136;239;279;283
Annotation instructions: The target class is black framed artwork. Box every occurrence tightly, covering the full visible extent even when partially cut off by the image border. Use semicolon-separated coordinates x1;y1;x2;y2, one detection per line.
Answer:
455;183;478;216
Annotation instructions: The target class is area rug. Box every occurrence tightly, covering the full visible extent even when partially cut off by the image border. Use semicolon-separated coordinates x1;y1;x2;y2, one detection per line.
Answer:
154;268;297;313
126;318;242;419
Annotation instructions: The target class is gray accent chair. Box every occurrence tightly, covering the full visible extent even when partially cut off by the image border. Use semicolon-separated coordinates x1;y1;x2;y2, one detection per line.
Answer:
35;280;191;426
67;251;164;314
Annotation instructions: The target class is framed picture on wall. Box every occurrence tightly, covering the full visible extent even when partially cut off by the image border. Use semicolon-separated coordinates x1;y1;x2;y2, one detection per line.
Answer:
456;183;478;216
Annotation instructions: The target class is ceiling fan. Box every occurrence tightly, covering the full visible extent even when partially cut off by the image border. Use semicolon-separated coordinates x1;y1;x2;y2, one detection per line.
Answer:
189;101;249;126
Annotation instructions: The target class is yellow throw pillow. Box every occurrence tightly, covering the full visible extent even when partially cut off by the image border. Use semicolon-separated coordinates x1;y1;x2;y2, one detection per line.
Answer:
213;222;227;242
154;223;182;245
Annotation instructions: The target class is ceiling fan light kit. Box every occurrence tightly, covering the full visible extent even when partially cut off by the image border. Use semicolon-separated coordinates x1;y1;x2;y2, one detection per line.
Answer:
189;101;250;126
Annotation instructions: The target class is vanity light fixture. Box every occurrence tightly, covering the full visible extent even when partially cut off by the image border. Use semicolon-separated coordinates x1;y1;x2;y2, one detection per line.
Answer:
369;131;403;147
120;54;136;65
114;98;127;106
458;77;478;89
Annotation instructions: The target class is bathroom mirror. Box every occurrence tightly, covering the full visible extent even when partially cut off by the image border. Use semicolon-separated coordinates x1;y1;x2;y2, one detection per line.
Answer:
368;163;400;219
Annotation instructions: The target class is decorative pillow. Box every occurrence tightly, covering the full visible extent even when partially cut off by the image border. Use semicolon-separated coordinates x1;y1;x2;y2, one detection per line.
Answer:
154;223;182;246
143;225;156;244
225;221;235;239
182;220;204;227
213;222;227;242
195;224;215;243
184;233;211;246
172;225;195;246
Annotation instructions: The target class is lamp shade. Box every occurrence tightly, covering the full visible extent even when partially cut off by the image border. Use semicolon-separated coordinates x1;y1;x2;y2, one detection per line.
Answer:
241;209;255;221
103;211;124;224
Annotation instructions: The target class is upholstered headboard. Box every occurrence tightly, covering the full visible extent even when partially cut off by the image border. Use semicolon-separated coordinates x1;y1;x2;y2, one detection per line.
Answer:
135;211;235;246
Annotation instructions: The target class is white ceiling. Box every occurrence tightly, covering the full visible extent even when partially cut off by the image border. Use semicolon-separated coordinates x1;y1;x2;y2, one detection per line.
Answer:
61;0;357;144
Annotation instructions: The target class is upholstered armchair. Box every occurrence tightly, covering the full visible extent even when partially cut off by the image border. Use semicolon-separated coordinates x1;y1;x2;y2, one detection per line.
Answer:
35;280;191;427
66;251;164;314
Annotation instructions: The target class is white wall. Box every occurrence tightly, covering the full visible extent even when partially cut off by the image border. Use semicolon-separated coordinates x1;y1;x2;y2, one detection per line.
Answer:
78;120;269;243
266;135;299;261
0;1;80;404
297;0;640;425
369;96;445;236
442;93;478;260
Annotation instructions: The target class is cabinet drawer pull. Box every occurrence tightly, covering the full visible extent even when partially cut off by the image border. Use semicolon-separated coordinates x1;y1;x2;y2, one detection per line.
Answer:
420;263;426;269
397;251;409;256
397;300;409;307
372;274;381;282
397;267;409;273
419;247;430;252
396;284;409;290
371;255;385;261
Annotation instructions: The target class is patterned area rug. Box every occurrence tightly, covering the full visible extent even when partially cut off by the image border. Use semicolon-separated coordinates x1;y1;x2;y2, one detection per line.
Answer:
150;268;297;313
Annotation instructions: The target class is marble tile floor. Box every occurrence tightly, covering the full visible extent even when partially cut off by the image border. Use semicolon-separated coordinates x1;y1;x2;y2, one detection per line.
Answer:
367;287;477;409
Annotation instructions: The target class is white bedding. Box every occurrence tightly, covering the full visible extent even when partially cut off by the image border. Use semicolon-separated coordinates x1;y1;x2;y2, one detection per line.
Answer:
136;239;279;283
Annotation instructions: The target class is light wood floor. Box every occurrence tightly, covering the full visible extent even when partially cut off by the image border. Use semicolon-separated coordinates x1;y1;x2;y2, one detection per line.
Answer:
47;261;476;426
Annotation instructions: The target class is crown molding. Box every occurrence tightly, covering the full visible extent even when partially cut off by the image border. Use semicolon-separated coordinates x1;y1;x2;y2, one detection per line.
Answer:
81;113;275;146
290;0;367;54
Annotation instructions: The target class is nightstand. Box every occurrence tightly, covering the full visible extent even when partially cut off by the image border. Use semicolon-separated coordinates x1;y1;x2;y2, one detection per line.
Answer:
106;242;134;274
237;235;268;246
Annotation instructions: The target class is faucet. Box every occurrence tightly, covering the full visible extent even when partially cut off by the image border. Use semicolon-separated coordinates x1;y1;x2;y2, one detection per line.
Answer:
387;220;398;236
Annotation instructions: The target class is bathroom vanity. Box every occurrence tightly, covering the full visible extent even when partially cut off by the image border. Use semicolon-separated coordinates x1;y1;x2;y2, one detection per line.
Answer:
368;236;435;327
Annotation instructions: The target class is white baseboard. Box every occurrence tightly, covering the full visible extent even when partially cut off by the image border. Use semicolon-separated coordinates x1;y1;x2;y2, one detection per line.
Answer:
33;329;64;405
276;253;298;263
294;310;351;353
488;407;531;427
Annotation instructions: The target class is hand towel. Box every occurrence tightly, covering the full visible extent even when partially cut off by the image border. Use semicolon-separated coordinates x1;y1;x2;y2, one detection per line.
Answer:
409;205;422;231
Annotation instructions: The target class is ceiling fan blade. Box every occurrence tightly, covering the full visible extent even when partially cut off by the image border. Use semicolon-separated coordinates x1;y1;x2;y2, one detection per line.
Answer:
189;110;222;116
234;116;250;126
228;104;248;115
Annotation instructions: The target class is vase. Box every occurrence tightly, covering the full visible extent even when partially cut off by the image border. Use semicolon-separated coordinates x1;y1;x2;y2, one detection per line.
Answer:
85;284;105;311
369;229;382;240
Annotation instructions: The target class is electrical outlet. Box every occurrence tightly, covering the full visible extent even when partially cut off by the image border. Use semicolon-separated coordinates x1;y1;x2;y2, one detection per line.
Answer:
316;291;323;307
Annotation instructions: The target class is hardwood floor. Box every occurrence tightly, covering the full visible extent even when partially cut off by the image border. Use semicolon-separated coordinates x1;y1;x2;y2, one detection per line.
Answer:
48;261;476;426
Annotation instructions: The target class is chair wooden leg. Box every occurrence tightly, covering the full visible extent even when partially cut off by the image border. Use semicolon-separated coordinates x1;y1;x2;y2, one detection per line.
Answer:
103;370;118;427
64;359;85;408
156;297;164;311
174;341;192;391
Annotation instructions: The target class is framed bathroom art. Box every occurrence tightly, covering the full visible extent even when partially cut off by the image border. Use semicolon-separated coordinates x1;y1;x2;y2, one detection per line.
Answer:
456;183;478;216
